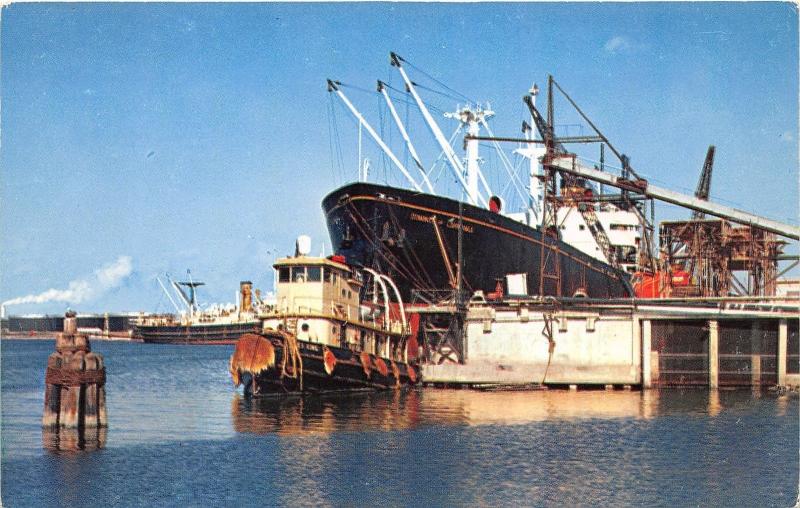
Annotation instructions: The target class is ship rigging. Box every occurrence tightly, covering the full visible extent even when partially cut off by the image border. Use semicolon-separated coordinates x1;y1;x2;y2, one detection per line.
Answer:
323;53;637;301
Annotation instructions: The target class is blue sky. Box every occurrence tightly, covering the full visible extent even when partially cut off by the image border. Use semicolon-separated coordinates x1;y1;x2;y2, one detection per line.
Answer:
1;2;797;314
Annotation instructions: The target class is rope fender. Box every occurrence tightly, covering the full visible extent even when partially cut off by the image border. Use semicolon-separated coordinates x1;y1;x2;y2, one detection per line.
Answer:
359;352;372;378
391;361;401;387
323;348;337;375
374;358;389;377
407;365;417;384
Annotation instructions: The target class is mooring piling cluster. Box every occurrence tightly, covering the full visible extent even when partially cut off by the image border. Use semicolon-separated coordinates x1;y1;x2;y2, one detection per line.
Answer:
42;311;107;431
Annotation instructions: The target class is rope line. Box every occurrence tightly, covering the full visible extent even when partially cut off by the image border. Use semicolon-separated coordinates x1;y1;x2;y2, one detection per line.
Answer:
346;203;431;291
45;367;106;387
280;320;304;392
400;57;474;104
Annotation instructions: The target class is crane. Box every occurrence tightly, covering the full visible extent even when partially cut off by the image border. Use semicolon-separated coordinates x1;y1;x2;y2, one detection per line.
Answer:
692;145;715;220
549;155;800;240
522;92;619;268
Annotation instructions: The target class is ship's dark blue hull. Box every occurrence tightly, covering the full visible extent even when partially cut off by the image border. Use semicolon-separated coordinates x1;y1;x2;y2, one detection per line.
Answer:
323;182;632;300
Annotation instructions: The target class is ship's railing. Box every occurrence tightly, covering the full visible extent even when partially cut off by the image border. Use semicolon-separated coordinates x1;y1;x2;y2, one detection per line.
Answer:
134;313;180;326
261;307;411;336
410;288;467;307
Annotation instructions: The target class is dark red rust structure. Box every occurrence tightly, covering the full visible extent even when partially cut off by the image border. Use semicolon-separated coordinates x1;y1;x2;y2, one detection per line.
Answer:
659;219;788;297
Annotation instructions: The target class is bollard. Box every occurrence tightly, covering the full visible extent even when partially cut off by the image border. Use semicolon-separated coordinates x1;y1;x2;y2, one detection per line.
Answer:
42;311;107;430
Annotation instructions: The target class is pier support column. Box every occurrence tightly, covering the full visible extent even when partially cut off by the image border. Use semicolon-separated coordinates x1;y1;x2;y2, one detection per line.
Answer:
708;320;719;389
750;321;762;386
751;354;761;386
641;319;653;389
778;319;788;387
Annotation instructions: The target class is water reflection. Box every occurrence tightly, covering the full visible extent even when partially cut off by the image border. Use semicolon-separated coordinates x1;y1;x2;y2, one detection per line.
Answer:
230;388;768;435
420;388;650;424
42;426;107;453
708;389;722;416
231;390;424;434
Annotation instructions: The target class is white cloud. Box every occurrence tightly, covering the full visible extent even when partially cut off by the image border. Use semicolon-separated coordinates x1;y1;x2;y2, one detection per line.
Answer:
3;256;133;307
604;36;632;54
780;130;795;143
179;19;196;33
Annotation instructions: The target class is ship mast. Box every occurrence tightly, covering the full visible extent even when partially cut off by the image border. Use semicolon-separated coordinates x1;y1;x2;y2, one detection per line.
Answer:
377;81;435;193
327;79;423;192
156;276;182;314
444;105;495;207
390;52;488;207
514;83;546;225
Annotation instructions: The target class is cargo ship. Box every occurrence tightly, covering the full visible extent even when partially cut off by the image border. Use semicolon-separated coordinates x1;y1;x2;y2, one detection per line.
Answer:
323;182;632;300
133;277;265;345
229;237;419;395
324;53;637;301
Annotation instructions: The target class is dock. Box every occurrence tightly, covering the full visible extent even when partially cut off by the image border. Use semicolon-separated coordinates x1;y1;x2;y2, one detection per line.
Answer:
418;296;799;390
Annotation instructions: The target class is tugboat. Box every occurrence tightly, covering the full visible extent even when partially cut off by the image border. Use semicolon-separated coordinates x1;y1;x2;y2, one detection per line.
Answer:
229;236;420;395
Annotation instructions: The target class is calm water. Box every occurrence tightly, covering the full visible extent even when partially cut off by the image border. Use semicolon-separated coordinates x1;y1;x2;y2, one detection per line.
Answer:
2;339;797;507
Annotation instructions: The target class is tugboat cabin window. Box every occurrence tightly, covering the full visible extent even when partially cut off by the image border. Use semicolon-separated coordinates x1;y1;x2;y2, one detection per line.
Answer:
306;266;322;282
278;267;290;283
292;267;306;282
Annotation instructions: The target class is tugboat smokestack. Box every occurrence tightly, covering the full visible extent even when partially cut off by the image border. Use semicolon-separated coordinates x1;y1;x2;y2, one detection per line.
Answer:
239;282;253;314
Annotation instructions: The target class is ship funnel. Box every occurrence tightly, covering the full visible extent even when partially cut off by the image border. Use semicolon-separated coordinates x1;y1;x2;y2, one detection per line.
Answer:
239;281;253;314
295;235;312;257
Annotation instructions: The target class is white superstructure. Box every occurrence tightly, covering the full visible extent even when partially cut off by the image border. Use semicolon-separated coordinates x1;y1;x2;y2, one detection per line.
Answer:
557;206;641;274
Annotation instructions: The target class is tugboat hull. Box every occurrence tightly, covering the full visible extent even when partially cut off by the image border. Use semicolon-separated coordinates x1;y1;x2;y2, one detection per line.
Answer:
230;333;419;396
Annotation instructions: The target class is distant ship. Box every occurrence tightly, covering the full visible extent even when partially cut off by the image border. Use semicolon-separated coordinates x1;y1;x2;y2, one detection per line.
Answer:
133;276;264;345
323;53;639;301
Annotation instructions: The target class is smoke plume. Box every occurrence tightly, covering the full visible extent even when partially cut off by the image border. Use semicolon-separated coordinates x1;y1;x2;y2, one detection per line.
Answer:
2;256;133;307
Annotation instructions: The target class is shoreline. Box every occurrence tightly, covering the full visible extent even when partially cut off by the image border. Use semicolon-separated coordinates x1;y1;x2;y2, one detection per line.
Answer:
1;332;135;341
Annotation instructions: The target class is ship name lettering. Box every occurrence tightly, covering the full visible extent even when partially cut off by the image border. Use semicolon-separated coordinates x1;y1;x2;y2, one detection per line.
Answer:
409;212;473;233
409;212;434;224
446;221;473;233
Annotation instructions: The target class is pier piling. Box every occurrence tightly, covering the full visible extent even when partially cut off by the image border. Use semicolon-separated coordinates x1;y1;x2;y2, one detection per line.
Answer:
708;320;719;389
778;319;788;386
641;319;652;389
